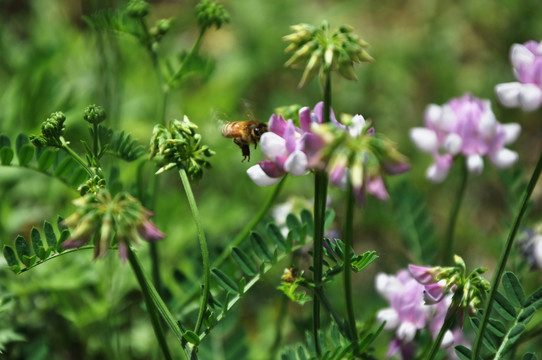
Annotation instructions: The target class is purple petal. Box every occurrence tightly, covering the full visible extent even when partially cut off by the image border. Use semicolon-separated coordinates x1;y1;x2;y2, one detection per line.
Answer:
284;120;297;154
367;176;389;201
247;165;282;186
138;220;165;241
408;264;437;284
259;159;283;177
268;113;287;136
299;106;312;132
118;241;128;263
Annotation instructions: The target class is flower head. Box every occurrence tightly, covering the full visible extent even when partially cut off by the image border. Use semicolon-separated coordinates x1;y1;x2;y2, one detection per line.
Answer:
284;21;374;87
83;104;106;125
495;40;542;111
411;93;521;182
149;116;215;181
195;0;230;31
375;269;465;359
62;189;164;262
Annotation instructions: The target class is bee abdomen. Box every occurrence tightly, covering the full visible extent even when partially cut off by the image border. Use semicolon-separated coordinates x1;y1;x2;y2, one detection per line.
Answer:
221;122;241;138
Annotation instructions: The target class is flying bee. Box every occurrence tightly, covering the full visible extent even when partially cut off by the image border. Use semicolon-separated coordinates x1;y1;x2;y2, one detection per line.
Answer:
221;120;268;162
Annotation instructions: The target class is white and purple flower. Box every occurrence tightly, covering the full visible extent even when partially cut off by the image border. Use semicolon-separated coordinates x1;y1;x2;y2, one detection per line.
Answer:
410;93;520;182
495;40;542;112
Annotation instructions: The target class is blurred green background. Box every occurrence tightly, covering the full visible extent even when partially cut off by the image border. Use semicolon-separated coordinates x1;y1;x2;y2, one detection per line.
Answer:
1;0;542;359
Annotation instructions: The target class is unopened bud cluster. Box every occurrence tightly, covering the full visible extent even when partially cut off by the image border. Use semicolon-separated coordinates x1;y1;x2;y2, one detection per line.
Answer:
30;111;67;148
126;0;150;18
83;104;106;125
195;0;230;31
78;175;106;195
284;21;374;87
409;255;490;320
149;116;215;180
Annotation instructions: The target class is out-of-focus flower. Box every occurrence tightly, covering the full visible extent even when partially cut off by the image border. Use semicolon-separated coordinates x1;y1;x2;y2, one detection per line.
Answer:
62;189;164;262
83;104;106;125
375;269;464;359
410;93;521;182
517;224;542;270
149;116;215;181
495;40;542;112
408;255;490;327
283;21;374;87
195;0;230;31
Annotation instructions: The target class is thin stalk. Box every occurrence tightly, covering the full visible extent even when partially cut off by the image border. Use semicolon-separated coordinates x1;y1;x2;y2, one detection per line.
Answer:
343;183;357;343
312;71;332;356
177;176;286;309
426;289;462;360
314;287;350;340
472;151;542;360
441;161;468;265
169;28;205;87
60;141;94;177
178;168;210;334
127;246;175;360
93;123;99;159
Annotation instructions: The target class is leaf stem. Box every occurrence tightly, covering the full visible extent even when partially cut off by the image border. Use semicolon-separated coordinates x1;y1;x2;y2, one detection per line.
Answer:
60;141;94;177
471;151;542;359
442;161;468;265
178;168;210;334
343;183;358;343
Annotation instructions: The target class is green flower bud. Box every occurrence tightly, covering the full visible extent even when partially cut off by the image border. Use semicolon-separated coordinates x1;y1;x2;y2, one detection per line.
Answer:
195;0;230;31
126;0;149;18
149;115;215;180
30;111;66;148
83;104;106;125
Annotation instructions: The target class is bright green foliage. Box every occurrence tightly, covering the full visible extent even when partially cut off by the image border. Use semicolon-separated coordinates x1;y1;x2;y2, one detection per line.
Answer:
460;272;542;359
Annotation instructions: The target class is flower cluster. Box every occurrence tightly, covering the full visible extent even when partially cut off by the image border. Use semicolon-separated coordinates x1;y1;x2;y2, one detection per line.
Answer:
30;111;67;148
408;255;490;324
62;189;164;262
410;93;521;182
149;116;215;181
495;40;542;112
195;0;230;31
375;269;465;359
83;104;106;125
283;21;374;87
247;103;408;203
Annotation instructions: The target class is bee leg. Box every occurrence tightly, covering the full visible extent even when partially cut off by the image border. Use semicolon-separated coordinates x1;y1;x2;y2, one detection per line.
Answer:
241;144;250;162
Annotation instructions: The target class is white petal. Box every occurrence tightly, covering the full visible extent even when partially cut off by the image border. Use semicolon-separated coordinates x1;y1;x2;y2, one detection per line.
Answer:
534;236;542;269
519;84;542;112
397;322;417;343
348;114;366;137
443;133;462;155
426;163;449;183
440;330;455;349
466;154;484;174
376;308;399;330
424;104;442;127
510;43;535;68
489;148;518;168
495;82;522;108
438;105;456;131
502;123;521;144
284;150;308;176
410;128;439;153
478;109;497;138
260;132;287;159
246;165;282;186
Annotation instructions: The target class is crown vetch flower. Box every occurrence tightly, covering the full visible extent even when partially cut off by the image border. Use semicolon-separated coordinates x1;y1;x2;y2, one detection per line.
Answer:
495;40;542;111
62;189;164;262
410;93;521;182
375;269;464;359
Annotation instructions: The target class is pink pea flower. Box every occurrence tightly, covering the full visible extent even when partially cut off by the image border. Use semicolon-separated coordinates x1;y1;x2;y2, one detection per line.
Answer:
375;269;463;359
247;112;311;186
495;40;542;111
410;93;521;182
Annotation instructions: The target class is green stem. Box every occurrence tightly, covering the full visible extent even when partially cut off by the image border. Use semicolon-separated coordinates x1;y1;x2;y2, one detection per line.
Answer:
312;71;332;356
178;168;210;334
441;161;468;265
343;183;357;343
169;28;205;87
93;123;99;159
471;151;542;360
314;287;350;340
176;176;286;310
127;246;173;360
426;289;462;360
60;141;94;177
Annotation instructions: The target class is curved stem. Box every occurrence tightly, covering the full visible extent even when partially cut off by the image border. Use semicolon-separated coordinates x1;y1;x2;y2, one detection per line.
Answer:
472;151;542;360
176;176;286;310
441;161;468;265
178;168;210;334
343;183;357;343
426;289;462;360
60;142;94;177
